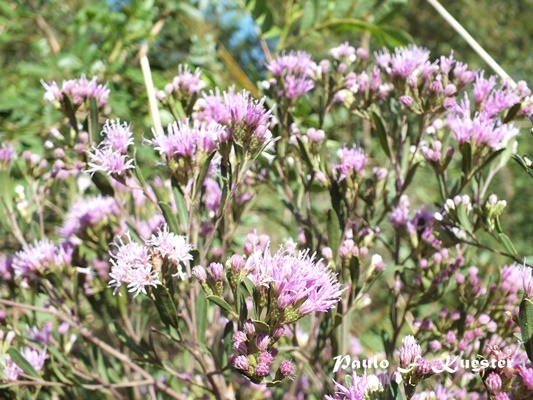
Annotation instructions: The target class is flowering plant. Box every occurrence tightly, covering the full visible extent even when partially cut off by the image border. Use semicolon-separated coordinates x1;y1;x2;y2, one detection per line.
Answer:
2;34;533;400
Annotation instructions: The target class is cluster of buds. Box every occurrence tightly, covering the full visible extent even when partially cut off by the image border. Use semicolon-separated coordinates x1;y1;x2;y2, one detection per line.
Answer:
41;74;110;111
231;323;293;384
397;335;442;397
481;194;507;233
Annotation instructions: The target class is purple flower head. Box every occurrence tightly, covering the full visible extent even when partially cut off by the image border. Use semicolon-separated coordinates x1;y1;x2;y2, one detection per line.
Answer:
398;335;421;368
145;224;193;279
13;239;59;279
0;142;16;167
152;119;219;159
167;65;206;97
452;62;476;85
28;322;53;344
483;88;520;118
279;360;293;376
59;195;120;238
519;366;533;390
258;352;273;366
449;102;519;150
223;90;272;150
485;372;502;395
377;45;432;80
42;75;110;108
192;265;207;283
108;234;161;297
208;262;224;282
255;363;269;377
22;346;48;371
267;51;315;79
100;119;134;154
333;144;367;182
246;245;343;322
325;373;369;400
194;88;231;125
86;146;134;177
233;355;250;371
284;75;315;99
473;71;497;103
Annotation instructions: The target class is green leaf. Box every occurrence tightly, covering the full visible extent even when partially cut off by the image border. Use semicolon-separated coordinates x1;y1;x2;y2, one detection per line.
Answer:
173;186;189;230
196;289;208;343
91;172;115;197
207;295;234;315
242;277;256;297
456;205;472;234
498;233;517;257
296;136;314;169
7;347;41;378
88;98;99;144
327;209;341;261
252;320;270;334
133;151;147;189
461;142;473;180
519;298;533;363
195;151;216;199
371;108;391;158
388;378;406;399
152;285;180;329
159;202;180;235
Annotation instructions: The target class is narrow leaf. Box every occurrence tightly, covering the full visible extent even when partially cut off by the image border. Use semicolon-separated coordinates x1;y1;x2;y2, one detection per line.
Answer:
519;298;533;363
196;290;208;343
152;285;180;329
8;347;41;378
498;233;517;257
207;295;234;315
371;108;391;158
91;172;115;197
159;202;180;235
327;209;341;261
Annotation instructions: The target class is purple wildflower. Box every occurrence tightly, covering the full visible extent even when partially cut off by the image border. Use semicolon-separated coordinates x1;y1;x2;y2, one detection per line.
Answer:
376;45;433;80
13;239;59;279
473;72;497;103
59;195;120;238
86;146;134;177
245;245;343;322
0;142;16;167
325;373;369;400
267;51;315;79
150;119;221;181
145;224;193;279
100;119;134;154
449;110;518;149
398;335;421;368
42;74;110;108
519;366;533;390
166;65;206;98
108;234;161;297
28;322;53;344
4;346;48;381
284;75;315;99
279;360;293;376
233;355;250;371
333;144;367;182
